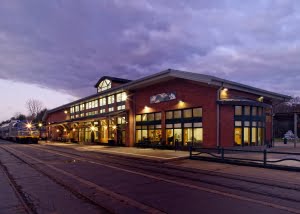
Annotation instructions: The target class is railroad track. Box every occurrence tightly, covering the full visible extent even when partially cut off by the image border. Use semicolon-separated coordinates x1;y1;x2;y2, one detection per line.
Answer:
0;144;165;214
2;143;300;214
0;154;35;214
30;144;300;191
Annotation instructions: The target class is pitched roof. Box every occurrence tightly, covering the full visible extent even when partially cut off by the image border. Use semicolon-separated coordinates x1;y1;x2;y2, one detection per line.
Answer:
45;68;291;117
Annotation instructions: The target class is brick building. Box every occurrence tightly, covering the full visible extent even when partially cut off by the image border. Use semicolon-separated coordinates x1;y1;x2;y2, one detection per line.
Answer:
44;69;290;148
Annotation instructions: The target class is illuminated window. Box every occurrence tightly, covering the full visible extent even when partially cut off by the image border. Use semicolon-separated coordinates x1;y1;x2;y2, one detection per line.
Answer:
117;92;127;102
135;112;162;144
109;107;114;112
99;98;106;106
98;79;111;92
165;108;203;146
117;105;125;110
108;95;115;104
80;104;85;111
234;105;265;146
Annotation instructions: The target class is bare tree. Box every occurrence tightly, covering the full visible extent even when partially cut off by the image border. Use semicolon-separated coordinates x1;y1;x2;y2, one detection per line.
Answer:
26;99;44;118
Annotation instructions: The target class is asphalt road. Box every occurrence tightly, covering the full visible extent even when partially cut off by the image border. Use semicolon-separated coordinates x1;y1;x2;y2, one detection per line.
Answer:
0;140;299;214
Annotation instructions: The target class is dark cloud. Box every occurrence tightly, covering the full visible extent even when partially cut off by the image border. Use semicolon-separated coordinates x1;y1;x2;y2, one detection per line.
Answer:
0;0;299;97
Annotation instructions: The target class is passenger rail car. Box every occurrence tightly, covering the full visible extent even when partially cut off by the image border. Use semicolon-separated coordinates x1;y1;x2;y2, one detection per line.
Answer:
0;120;39;143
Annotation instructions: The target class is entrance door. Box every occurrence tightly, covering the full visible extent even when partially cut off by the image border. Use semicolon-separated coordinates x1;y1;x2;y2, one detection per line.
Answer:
234;128;242;146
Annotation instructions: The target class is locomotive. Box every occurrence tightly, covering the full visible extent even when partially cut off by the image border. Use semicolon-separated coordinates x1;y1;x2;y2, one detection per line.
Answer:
0;120;39;143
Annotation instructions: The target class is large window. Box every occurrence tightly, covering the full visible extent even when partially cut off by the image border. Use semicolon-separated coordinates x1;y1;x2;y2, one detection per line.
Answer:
136;112;162;143
98;79;111;92
166;107;203;146
108;95;115;105
234;106;265;146
117;92;126;111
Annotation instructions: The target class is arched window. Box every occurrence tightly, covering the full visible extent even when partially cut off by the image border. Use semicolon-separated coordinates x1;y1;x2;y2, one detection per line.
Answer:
98;79;111;92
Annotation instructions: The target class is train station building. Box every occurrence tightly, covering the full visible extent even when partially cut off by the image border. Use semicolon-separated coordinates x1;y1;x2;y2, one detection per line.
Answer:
44;69;290;148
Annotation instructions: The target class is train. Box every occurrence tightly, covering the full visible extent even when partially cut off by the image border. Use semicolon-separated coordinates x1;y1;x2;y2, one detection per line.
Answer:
0;120;39;143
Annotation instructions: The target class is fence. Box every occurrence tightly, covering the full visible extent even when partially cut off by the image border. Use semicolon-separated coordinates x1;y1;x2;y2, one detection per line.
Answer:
189;146;300;171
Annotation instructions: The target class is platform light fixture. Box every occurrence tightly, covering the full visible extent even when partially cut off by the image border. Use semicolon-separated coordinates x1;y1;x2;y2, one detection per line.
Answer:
38;123;42;127
56;129;60;132
64;110;68;114
90;126;96;131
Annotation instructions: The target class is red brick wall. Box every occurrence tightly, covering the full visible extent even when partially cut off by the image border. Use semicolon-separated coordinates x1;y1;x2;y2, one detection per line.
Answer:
220;105;234;147
47;110;68;124
133;78;218;147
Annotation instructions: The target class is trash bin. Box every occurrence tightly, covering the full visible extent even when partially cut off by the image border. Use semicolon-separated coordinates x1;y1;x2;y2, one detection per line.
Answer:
284;138;287;144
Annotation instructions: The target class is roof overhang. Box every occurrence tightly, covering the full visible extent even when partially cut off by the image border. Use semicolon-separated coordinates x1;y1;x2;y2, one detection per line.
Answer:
217;99;271;108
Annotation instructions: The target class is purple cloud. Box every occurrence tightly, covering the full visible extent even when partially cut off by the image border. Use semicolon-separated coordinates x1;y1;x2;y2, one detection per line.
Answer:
0;0;299;98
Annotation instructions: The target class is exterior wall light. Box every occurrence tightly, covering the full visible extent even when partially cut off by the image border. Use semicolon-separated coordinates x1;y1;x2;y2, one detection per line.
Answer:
222;88;228;92
64;110;68;114
63;129;67;132
73;128;76;132
90;126;96;131
112;125;117;129
38;123;42;127
56;129;60;132
258;96;264;102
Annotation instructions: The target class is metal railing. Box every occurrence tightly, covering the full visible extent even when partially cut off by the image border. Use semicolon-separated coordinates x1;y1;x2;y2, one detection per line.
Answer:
189;146;300;170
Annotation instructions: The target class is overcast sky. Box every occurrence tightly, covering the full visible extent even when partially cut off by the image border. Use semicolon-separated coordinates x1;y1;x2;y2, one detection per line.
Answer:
0;0;300;121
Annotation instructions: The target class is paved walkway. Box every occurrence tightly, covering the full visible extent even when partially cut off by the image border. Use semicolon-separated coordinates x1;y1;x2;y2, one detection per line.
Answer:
39;141;189;162
40;141;300;169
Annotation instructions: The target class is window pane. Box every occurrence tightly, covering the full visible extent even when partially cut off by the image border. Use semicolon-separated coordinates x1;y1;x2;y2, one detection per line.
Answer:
174;110;182;119
136;130;142;143
251;128;257;144
234;128;242;146
148;113;154;121
193;122;202;127
235;121;242;126
166;111;173;119
166;129;174;145
252;121;257;126
174;123;181;128
252;107;257;116
136;115;141;122
244;106;250;115
243;127;250;145
183;128;193;145
184;123;192;127
166;124;173;128
194;128;203;143
244;121;250;126
174;129;182;143
142;114;147;121
235;106;242;115
155;113;161;120
183;109;192;118
193;108;202;117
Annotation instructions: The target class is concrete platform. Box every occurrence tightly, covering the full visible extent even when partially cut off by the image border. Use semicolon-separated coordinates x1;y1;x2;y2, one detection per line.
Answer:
39;141;189;162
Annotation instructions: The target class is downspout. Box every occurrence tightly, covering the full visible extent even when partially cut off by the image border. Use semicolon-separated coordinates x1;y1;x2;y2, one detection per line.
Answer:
216;85;223;148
